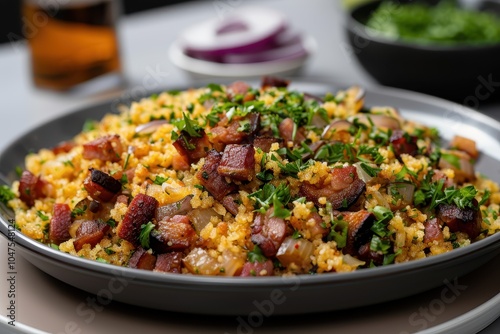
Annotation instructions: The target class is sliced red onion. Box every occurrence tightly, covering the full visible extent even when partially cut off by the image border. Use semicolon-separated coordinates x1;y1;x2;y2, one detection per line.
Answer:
219;29;305;63
135;120;168;134
220;34;308;64
180;7;287;59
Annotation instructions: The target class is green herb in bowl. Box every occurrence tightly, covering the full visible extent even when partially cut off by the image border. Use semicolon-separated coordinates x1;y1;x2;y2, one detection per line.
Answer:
365;0;500;45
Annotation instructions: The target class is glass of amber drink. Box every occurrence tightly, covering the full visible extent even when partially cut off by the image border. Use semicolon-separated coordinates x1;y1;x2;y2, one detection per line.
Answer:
22;0;123;91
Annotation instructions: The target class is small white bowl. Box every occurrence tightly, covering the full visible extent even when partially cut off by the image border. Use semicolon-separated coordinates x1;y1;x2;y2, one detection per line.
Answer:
168;34;317;79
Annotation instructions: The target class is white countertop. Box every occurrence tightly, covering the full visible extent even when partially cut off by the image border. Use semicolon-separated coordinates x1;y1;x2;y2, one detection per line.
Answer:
0;0;499;333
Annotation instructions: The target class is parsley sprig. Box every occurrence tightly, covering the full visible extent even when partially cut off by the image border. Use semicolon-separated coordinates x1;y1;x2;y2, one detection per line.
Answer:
139;221;155;249
249;183;292;218
413;173;487;210
0;185;15;205
248;245;266;263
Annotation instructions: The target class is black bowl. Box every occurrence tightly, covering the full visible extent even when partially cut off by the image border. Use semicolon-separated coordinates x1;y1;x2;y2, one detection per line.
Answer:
344;0;500;104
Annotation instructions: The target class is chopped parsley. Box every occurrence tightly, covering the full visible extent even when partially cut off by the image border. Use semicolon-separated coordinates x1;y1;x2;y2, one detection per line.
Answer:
248;245;266;263
249;183;292;218
82;119;97;132
152;175;169;185
71;205;87;218
328;214;348;248
173;112;202;138
360;162;381;177
139;221;155;249
414;174;484;210
36;210;49;221
0;185;15;204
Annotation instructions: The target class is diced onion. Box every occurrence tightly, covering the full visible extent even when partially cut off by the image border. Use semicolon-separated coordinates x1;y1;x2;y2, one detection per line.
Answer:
145;184;163;198
219;250;245;276
353;161;374;183
276;237;313;269
342;254;365;267
183;248;220;275
188;208;219;233
388;182;415;204
155;195;193;222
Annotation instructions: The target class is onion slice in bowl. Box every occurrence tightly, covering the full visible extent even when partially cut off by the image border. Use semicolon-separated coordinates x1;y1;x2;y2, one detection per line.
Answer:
180;7;287;59
220;33;309;64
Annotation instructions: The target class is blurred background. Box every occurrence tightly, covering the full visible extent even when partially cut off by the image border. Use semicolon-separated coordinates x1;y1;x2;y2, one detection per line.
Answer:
0;0;195;44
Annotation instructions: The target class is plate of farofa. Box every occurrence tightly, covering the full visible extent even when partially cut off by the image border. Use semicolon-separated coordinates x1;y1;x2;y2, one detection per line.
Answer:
0;77;499;315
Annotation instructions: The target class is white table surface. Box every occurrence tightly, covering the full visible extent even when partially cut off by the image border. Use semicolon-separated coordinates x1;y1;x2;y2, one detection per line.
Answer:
0;0;499;333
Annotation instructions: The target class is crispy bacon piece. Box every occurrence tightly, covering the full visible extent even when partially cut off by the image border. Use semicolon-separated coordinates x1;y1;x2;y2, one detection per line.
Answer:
217;144;255;181
154;252;183;273
221;193;240;216
299;166;366;210
196;150;237;201
342;211;376;258
116;195;129;205
49;203;72;244
150;215;197;253
390;130;419;160
210;113;260;150
251;208;288;258
52;140;75;154
83;168;122;202
424;218;444;244
308;212;329;238
240;259;274;277
18;170;47;207
252;136;281;153
261;76;290;89
172;154;191;171
73;220;110;251
227;81;255;102
278;118;306;145
128;247;157;270
436;200;482;240
116;194;158;246
358;242;384;265
83;134;123;162
172;130;212;165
